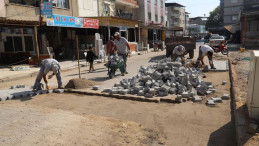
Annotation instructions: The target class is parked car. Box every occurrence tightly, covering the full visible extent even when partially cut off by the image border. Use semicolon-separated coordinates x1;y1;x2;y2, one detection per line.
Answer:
209;36;225;47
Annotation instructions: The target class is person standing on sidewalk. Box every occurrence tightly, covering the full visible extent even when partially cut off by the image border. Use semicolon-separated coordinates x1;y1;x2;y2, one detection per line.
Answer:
86;47;98;73
106;36;116;57
195;45;216;69
114;32;130;76
32;59;62;91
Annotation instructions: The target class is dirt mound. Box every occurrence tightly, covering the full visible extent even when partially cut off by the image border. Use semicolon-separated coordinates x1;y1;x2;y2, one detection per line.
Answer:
65;78;98;89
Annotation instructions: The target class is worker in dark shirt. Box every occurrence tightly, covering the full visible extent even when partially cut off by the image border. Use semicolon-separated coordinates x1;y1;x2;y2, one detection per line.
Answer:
86;47;98;73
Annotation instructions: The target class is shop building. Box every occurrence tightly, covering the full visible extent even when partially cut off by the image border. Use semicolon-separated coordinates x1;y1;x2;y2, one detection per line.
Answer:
137;0;166;47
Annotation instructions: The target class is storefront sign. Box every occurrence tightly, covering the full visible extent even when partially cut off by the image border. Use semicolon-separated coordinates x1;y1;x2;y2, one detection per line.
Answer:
83;18;99;29
47;15;83;28
41;2;53;16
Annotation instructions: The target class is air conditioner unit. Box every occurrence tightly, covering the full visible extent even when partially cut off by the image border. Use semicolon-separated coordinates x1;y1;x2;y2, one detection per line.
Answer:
247;51;259;120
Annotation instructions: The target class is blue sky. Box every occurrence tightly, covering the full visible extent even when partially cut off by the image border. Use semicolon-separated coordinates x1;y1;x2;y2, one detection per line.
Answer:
167;0;220;18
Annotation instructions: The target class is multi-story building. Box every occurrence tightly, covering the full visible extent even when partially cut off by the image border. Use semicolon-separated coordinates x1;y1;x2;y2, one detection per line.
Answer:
241;0;259;49
185;12;190;35
223;0;244;25
0;0;142;65
0;0;78;64
136;0;166;46
89;0;141;48
165;2;186;37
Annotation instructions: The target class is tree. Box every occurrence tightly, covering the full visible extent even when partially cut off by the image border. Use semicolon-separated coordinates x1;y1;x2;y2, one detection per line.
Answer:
206;6;223;30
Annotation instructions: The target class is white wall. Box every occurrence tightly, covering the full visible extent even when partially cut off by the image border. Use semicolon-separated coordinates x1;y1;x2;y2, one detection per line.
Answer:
137;0;165;26
78;0;98;17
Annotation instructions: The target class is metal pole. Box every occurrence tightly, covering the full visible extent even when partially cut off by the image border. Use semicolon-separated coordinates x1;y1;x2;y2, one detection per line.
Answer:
34;26;40;65
76;35;81;78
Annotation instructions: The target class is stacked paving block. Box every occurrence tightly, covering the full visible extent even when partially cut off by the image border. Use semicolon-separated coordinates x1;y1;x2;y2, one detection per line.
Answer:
103;57;223;104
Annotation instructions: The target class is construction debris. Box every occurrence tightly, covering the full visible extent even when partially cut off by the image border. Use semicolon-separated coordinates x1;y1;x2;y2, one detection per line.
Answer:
104;58;219;104
222;94;230;100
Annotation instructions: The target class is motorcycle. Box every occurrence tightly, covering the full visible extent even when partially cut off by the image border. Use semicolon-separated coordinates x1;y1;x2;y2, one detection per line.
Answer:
212;41;229;55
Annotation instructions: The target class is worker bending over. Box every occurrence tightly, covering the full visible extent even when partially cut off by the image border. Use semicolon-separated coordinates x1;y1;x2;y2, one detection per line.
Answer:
172;45;186;65
195;45;216;69
33;59;63;91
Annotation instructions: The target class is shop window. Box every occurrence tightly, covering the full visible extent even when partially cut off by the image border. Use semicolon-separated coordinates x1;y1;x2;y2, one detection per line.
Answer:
232;15;238;21
4;36;24;52
9;0;40;7
13;37;23;51
4;37;14;52
24;36;34;51
148;13;151;21
44;0;69;9
231;0;238;3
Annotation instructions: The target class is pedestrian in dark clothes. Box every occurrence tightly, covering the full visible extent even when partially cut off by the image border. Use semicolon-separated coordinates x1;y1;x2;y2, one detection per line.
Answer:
86;47;98;73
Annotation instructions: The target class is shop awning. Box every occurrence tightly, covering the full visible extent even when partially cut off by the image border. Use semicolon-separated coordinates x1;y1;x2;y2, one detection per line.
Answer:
0;18;39;26
85;17;142;28
224;24;240;33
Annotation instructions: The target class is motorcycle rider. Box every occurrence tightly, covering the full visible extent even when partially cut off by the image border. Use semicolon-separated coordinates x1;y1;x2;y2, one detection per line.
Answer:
195;45;216;69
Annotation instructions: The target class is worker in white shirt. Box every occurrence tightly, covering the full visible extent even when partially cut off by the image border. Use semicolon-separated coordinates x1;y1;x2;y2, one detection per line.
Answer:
32;59;63;91
195;45;216;69
172;45;186;65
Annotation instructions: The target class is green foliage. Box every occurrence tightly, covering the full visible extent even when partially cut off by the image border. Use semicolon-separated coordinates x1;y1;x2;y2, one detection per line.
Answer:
206;6;223;29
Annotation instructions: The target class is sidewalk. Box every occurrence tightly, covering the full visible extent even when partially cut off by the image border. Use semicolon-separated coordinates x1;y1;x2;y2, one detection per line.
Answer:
0;59;104;83
0;51;148;83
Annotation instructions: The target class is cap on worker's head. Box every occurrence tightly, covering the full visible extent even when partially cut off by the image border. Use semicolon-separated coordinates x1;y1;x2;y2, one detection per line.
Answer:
52;64;59;75
114;32;120;37
178;45;184;50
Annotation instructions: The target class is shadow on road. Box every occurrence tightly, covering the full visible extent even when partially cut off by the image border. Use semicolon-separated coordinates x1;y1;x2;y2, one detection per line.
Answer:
149;55;166;62
207;121;237;146
88;74;122;82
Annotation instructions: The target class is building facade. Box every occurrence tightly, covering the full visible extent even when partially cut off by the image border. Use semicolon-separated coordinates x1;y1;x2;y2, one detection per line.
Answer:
241;0;259;49
165;2;186;37
136;0;166;46
223;0;244;25
0;0;79;64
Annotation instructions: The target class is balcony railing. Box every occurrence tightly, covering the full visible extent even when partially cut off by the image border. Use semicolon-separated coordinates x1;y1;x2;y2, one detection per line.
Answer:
115;10;133;19
244;0;259;6
115;0;139;8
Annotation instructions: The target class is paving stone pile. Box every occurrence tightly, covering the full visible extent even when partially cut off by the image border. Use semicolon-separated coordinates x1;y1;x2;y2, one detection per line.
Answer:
107;55;124;66
0;85;64;101
103;58;230;104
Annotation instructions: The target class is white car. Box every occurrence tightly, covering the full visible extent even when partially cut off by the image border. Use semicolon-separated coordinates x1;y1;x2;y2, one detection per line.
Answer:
209;36;225;47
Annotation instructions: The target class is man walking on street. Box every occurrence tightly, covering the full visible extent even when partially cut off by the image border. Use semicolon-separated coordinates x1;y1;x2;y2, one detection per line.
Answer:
195;45;216;69
114;32;130;76
107;36;116;57
171;45;186;66
32;59;63;91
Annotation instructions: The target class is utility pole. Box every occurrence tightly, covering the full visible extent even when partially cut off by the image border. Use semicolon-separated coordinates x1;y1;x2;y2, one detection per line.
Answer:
76;35;81;78
35;0;43;65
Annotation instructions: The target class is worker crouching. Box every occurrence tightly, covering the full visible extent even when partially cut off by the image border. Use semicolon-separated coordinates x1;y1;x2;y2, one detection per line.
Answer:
171;45;186;66
32;59;63;91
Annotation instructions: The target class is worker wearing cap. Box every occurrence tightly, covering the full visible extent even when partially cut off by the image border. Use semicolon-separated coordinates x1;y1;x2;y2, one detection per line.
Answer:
114;32;130;76
195;45;216;69
32;59;63;91
172;45;186;65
